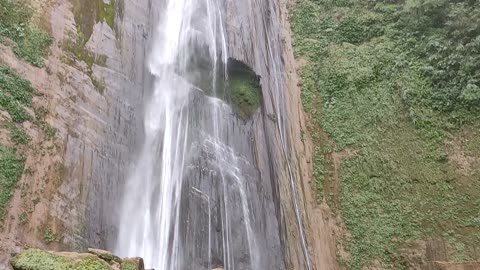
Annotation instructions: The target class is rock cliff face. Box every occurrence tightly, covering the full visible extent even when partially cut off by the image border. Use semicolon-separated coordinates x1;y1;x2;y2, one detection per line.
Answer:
223;0;339;268
0;0;339;269
0;0;150;265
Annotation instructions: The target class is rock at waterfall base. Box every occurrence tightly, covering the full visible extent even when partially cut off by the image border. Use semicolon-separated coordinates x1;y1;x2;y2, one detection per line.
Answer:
10;248;144;270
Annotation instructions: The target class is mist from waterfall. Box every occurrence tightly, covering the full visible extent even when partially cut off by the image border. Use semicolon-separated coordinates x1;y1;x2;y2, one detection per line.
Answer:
114;0;261;269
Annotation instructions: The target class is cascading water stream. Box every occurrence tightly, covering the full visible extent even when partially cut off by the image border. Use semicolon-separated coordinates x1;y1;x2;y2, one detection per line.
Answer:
114;0;261;269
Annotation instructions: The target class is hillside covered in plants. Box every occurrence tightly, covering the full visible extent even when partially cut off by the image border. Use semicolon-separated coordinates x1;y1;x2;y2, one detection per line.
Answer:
291;0;480;269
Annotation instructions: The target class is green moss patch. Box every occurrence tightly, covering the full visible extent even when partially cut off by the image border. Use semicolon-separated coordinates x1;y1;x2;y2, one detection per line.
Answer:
75;257;111;270
11;249;70;270
11;249;111;270
72;0;116;43
65;0;112;94
97;0;116;29
226;59;261;119
120;261;137;270
191;58;262;120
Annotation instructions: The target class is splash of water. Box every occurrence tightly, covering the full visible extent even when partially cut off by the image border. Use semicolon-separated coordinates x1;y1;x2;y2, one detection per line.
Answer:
114;0;259;269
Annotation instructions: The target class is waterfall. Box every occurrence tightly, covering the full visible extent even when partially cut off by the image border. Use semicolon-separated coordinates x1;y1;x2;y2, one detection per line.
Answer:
114;0;271;269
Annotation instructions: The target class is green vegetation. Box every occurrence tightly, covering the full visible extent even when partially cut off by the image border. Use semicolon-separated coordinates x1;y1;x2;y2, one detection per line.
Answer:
120;261;137;270
41;122;57;140
43;227;58;244
62;25;107;93
88;249;121;265
292;0;480;268
11;250;69;270
199;59;261;119
0;0;51;66
19;211;28;224
61;0;110;93
97;0;116;29
32;105;56;140
0;65;35;122
227;60;262;119
92;77;106;94
76;258;111;270
0;144;25;221
11;249;111;270
33;105;57;140
8;123;31;145
229;77;261;119
72;0;116;41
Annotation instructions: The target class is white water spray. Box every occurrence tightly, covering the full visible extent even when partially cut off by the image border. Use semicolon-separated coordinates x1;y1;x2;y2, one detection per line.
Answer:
114;0;260;269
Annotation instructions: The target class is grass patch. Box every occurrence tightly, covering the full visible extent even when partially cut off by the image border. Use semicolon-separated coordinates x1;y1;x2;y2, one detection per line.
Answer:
292;0;480;268
0;144;25;221
0;0;51;67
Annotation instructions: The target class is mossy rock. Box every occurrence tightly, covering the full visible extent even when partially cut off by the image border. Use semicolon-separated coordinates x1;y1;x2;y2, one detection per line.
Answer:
87;248;122;264
226;59;262;120
120;258;144;270
11;249;112;270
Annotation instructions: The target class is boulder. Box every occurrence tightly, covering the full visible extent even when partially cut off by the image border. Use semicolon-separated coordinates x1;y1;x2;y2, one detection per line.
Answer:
121;257;145;270
88;248;122;264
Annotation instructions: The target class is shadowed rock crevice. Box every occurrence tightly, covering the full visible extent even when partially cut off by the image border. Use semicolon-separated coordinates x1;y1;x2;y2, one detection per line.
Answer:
184;56;262;120
225;59;262;120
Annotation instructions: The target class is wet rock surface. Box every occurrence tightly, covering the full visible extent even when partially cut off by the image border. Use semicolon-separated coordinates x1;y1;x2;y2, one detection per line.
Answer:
224;0;319;268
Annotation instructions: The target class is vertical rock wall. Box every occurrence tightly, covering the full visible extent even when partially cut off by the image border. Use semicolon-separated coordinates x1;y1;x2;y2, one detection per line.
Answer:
0;0;153;261
224;0;339;268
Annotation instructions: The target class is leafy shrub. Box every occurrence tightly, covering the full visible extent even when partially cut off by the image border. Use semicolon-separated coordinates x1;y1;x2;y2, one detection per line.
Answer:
292;0;480;268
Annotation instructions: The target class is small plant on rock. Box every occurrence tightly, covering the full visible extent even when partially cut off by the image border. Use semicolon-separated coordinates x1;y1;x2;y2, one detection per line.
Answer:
43;227;58;244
